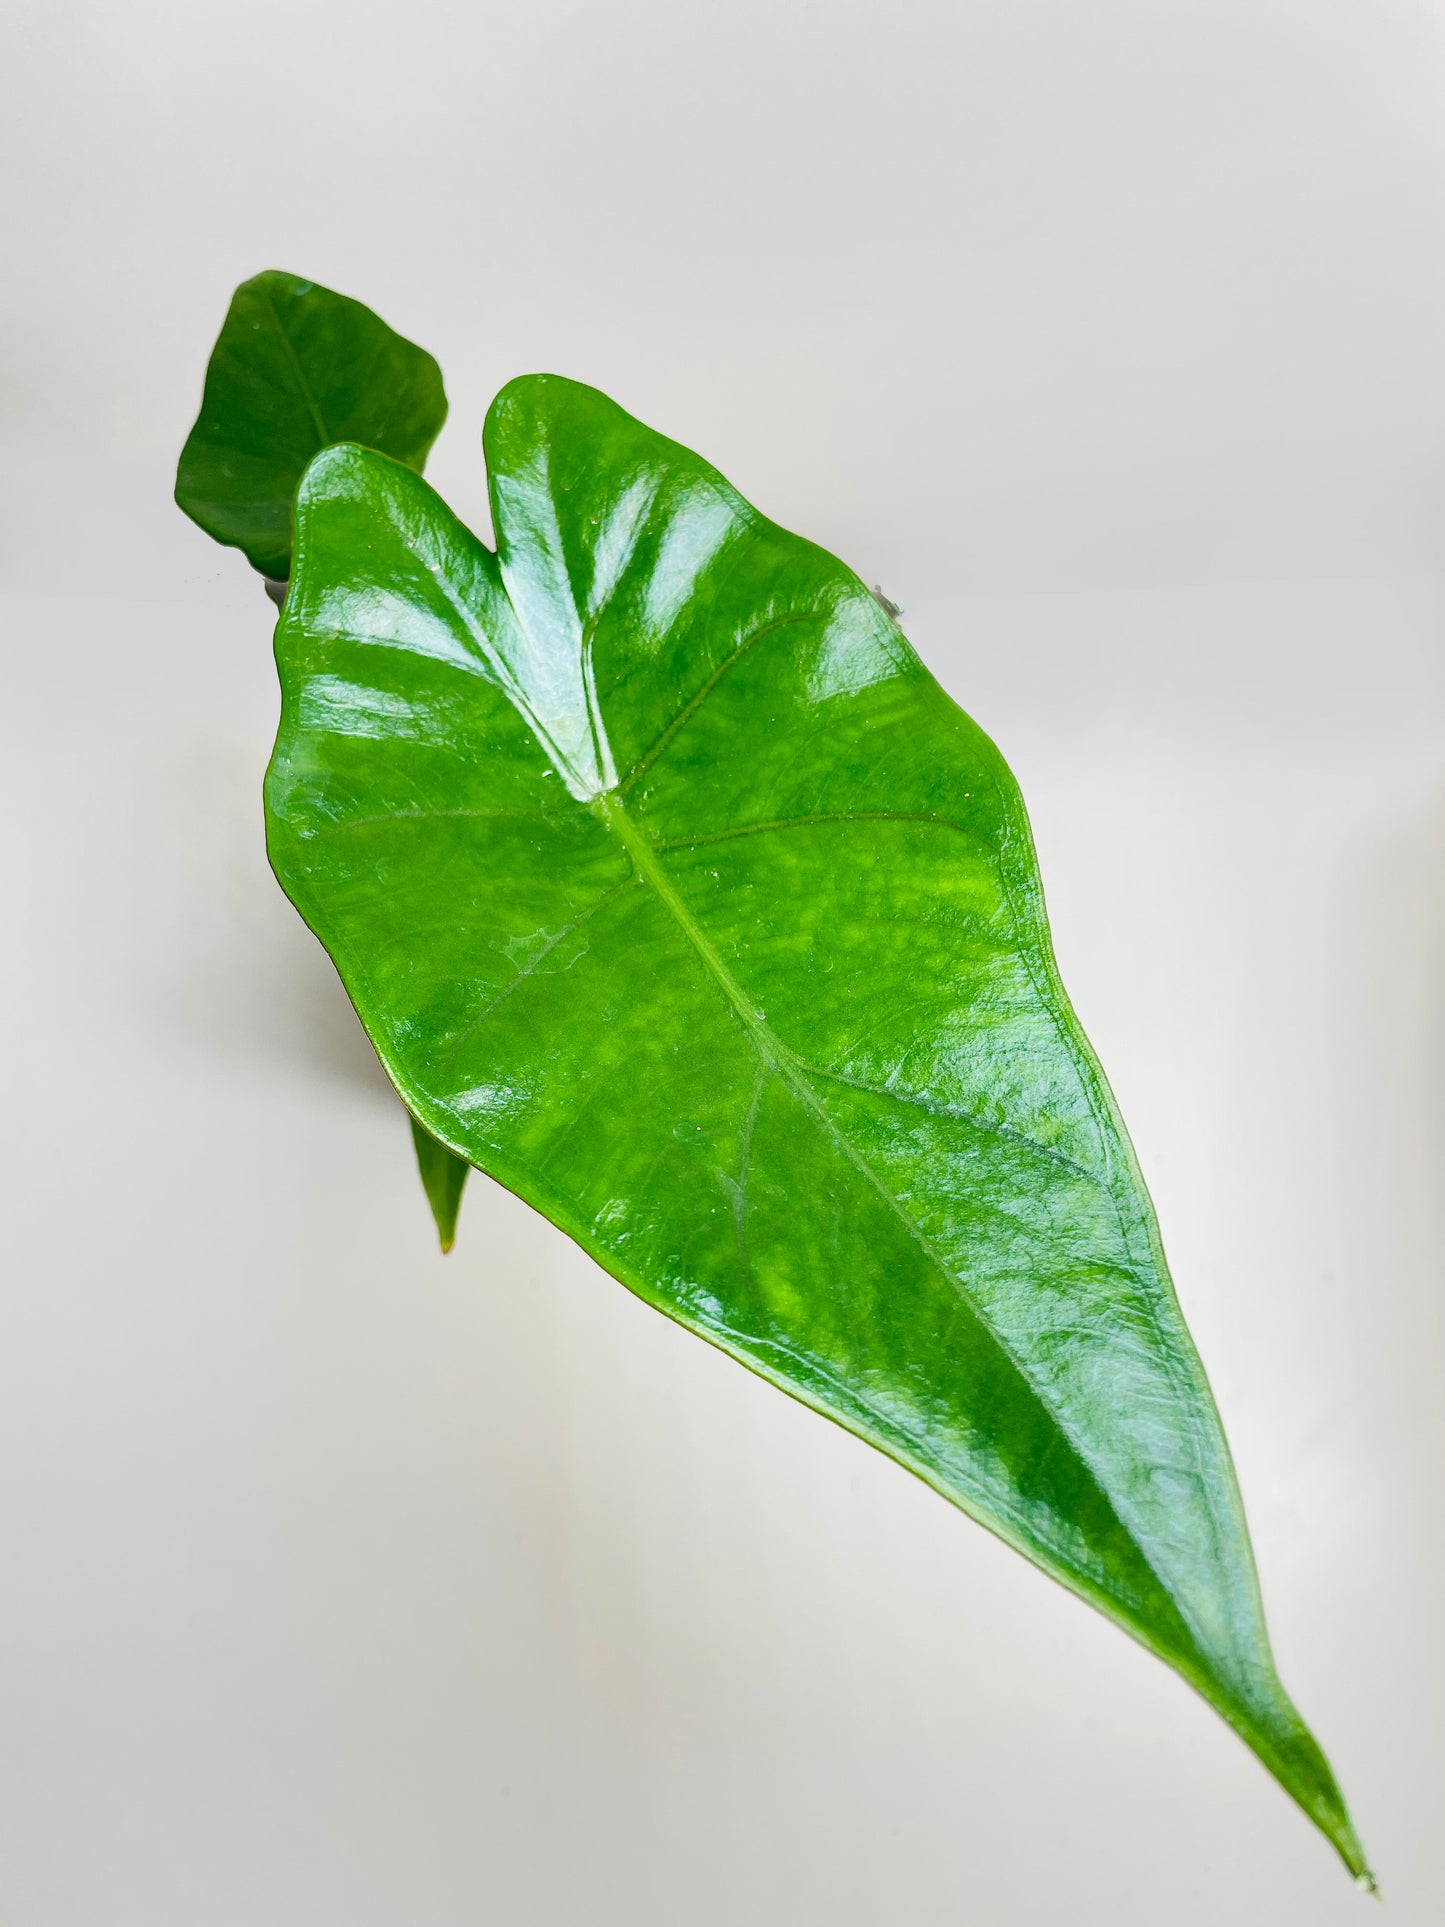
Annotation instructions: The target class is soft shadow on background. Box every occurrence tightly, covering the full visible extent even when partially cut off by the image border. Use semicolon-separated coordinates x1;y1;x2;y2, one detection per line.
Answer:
3;4;1444;1923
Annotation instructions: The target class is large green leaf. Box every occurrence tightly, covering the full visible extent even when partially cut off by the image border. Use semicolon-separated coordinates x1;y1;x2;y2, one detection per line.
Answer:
175;270;468;1243
264;375;1368;1880
174;268;447;581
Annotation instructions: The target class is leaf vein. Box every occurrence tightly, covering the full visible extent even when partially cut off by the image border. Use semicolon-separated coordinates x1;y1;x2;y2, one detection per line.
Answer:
305;806;542;840
616;608;827;795
652;809;996;855
260;288;330;447
441;875;633;1068
792;1057;1104;1187
732;1057;768;1277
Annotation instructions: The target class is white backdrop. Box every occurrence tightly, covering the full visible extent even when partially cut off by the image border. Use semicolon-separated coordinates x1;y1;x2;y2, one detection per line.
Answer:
3;3;1443;1921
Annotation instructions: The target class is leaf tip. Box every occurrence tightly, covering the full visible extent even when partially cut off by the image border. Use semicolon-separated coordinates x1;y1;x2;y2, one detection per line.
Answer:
408;1114;469;1255
1317;1801;1374;1893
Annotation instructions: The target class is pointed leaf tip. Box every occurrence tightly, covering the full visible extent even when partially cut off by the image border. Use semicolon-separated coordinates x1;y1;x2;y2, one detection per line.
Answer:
408;1116;469;1253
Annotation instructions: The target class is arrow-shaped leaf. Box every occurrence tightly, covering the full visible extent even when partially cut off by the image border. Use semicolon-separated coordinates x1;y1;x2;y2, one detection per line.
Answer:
265;374;1367;1879
175;268;447;581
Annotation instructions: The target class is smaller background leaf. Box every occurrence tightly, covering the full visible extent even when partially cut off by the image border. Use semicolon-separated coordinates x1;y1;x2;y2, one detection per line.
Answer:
174;269;447;580
175;270;458;1235
409;1117;470;1253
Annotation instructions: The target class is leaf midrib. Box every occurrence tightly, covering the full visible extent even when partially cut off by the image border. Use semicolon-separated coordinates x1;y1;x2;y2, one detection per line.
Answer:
261;288;330;448
286;450;1209;1666
595;788;1196;1641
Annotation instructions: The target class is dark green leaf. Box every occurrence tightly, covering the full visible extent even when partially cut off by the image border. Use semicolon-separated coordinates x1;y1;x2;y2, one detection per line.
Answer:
174;269;446;580
264;376;1367;1881
410;1114;470;1253
175;270;458;1231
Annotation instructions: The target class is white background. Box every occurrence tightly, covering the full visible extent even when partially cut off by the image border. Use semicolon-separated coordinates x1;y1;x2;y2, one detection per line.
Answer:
3;3;1443;1920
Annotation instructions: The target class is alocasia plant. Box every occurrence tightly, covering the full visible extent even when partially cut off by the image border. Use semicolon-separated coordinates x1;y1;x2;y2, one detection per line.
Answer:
177;273;1371;1886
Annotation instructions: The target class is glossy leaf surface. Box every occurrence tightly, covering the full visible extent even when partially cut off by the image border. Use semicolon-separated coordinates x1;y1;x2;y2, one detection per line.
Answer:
175;269;446;580
265;376;1366;1878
